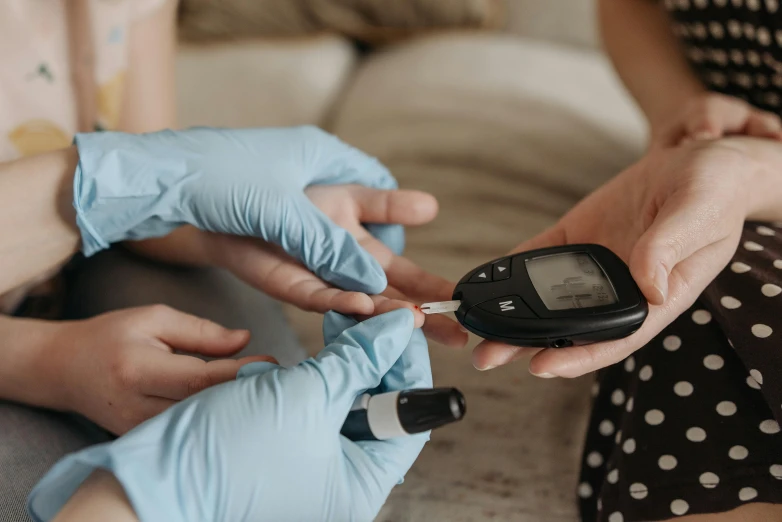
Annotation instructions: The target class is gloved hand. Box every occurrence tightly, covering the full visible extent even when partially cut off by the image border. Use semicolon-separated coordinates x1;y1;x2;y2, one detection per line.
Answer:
27;309;432;522
73;126;399;293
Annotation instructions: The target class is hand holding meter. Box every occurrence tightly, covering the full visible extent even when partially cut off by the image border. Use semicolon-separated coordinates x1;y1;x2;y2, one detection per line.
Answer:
422;244;648;348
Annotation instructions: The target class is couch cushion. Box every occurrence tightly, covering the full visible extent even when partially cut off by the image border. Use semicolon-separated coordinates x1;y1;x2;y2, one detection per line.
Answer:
176;36;356;128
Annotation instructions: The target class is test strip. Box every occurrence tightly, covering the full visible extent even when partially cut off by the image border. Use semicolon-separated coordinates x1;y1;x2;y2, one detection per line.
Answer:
420;300;461;314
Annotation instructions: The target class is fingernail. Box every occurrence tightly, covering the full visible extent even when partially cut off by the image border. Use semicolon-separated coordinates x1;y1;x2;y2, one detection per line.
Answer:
475;363;496;371
654;264;668;303
458;324;469;333
530;370;557;378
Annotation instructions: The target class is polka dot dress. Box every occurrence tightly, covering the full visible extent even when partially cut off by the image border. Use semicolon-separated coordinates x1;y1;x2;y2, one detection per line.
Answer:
579;223;782;521
661;0;782;111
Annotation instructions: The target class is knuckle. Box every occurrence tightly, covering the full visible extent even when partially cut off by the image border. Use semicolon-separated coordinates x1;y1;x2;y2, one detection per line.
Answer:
143;304;174;322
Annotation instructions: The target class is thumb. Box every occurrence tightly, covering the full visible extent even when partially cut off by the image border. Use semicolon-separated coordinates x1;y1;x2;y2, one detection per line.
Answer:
315;309;416;413
629;194;727;306
144;306;250;356
276;196;388;294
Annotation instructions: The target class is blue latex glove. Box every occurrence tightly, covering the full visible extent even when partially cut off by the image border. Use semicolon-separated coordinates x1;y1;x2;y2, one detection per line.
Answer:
27;309;432;522
73;126;399;293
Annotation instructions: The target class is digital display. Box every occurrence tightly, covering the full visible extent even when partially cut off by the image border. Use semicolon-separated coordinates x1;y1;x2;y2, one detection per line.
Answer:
525;253;618;310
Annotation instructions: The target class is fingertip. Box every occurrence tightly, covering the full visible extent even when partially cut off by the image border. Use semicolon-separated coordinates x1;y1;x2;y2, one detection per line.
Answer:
471;342;524;371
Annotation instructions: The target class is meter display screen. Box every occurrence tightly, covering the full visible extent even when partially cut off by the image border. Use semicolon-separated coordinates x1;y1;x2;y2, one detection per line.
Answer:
525;253;618;310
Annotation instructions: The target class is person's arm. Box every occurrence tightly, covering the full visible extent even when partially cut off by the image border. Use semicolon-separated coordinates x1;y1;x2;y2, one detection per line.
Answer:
53;471;138;522
0;148;79;295
598;0;705;130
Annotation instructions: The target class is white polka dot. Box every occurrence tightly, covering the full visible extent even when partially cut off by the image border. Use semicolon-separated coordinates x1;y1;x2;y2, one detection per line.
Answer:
687;427;707;442
591;382;600;397
626;397;634;413
709;21;725;39
615;429;623;444
704;354;725;370
731;0;743;8
645;409;665;425
608;512;623;522
770;464;782;479
739;487;758;501
639;365;653;381
747;376;761;389
744;241;764;251
752;324;773;338
760;419;781;434
750;369;764;385
597;498;602;511
678;0;691;8
694;0;708;6
623;438;636;454
728;19;743;37
611;389;626;406
607;469;619;484
756;73;769;87
749;0;761;8
624;356;636;372
578;482;593;498
721;296;742;309
663;335;682;351
717;401;738;416
715;0;728;5
671;499;690;515
692;309;712;324
659;455;678;470
587;451;604;468
757;225;776;236
762;283;782;297
745;22;757;39
629;483;648;500
675;381;694;397
775;259;782;269
768;0;779;13
599;420;615;436
700;472;720;488
731;262;751;273
730;445;749;460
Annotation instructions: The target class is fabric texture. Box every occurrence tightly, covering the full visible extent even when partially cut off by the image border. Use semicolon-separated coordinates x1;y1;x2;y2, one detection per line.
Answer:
177;0;503;44
580;222;782;522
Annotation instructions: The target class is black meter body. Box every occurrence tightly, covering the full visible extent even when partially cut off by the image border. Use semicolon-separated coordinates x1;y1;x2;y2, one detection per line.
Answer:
452;244;648;348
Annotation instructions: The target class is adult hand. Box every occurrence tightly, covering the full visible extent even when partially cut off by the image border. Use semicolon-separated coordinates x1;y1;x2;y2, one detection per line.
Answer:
28;308;431;522
473;139;762;376
40;305;274;435
652;92;782;147
73;126;399;294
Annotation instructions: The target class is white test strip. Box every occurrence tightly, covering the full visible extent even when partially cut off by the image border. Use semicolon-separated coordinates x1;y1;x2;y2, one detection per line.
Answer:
420;300;462;314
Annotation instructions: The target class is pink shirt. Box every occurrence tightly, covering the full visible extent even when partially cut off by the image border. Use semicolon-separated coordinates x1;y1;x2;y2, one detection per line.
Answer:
1;0;165;313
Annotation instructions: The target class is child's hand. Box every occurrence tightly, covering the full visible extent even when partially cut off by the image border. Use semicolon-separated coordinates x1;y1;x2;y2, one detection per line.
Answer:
653;92;782;148
42;306;276;435
207;185;466;348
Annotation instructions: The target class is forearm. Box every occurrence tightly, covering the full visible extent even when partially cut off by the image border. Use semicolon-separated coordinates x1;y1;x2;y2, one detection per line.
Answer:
599;0;704;131
0;148;79;294
0;316;62;409
53;471;139;522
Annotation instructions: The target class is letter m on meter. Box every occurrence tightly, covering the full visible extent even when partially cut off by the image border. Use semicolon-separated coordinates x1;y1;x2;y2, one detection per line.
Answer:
499;300;515;312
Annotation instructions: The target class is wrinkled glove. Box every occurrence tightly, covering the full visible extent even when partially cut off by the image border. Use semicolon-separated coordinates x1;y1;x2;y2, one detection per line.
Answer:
28;309;431;522
73;125;401;293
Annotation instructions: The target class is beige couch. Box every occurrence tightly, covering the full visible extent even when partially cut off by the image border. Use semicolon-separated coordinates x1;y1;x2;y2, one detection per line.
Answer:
176;2;648;519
